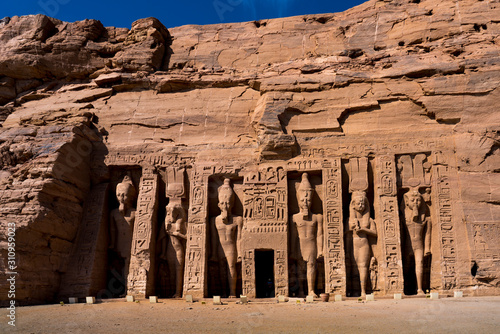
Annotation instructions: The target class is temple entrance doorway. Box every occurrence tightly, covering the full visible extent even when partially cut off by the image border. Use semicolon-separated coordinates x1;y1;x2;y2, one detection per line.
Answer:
255;249;275;298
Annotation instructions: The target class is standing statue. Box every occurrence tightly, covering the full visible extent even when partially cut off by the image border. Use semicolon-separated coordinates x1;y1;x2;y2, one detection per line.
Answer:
109;175;137;290
291;173;324;297
159;201;187;298
210;178;243;298
349;190;377;297
403;188;431;295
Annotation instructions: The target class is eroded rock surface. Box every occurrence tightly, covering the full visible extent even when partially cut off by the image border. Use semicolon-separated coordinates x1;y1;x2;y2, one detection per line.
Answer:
0;0;499;305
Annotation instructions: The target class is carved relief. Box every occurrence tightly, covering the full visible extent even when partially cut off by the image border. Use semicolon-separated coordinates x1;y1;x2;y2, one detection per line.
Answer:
323;158;345;295
183;165;209;298
434;164;459;290
290;173;324;297
348;190;377;297
109;175;137;294
375;155;404;294
210;178;243;298
398;154;433;295
127;168;158;297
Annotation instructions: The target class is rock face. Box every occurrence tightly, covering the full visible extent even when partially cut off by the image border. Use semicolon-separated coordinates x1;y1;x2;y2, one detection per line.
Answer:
0;0;499;305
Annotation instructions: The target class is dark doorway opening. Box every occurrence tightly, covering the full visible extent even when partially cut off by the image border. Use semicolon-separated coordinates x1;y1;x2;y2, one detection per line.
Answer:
255;250;275;298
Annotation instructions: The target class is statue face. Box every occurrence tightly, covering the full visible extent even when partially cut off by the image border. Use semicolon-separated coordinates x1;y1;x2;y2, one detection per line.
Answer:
407;194;422;210
352;196;365;212
298;189;312;211
116;187;131;206
165;204;176;222
218;195;233;212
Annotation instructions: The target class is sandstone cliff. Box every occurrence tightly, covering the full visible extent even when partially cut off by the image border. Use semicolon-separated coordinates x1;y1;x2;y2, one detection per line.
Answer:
1;0;499;305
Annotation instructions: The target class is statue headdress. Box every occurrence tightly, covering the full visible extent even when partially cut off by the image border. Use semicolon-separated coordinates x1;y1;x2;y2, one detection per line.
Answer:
218;178;234;203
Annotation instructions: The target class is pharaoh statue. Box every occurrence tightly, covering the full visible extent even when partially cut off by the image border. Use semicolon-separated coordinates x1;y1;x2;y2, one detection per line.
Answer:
403;188;432;295
109;175;137;290
210;178;243;298
291;173;324;297
349;190;377;297
159;200;187;298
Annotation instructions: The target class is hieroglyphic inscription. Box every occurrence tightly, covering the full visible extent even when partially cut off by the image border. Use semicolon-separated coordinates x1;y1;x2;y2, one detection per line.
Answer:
105;153;194;168
301;139;446;157
183;165;210;297
242;250;255;297
434;164;458;290
241;166;288;297
467;222;500;260
128;167;158;297
376;155;403;293
323;158;345;294
275;250;287;296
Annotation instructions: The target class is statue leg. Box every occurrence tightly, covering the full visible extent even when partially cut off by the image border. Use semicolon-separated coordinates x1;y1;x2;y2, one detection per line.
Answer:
414;248;425;295
306;259;317;297
297;259;307;297
173;249;185;298
354;238;370;297
123;256;131;296
226;253;238;298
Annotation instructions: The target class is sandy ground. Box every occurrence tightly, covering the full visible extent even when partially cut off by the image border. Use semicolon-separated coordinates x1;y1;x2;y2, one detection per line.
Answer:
1;296;499;334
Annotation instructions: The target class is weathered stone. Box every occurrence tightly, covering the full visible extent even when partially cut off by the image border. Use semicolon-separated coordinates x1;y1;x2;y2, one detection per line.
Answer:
1;0;500;307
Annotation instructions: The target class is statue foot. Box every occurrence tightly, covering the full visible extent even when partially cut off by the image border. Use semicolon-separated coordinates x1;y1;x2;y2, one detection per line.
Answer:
417;289;425;296
172;293;182;298
228;295;237;299
361;292;366;298
309;292;318;298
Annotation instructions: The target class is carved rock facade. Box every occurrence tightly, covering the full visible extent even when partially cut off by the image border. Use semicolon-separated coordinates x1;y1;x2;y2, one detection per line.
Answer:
1;0;499;304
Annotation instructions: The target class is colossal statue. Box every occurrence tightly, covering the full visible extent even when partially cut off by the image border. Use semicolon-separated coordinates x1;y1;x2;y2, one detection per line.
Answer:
109;175;137;291
291;173;324;297
403;188;432;295
159;201;187;298
210;178;243;298
349;190;377;297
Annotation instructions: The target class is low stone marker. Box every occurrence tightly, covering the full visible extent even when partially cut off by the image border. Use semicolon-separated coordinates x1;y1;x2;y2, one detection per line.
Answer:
213;296;222;305
366;294;375;301
240;295;248;304
430;292;439;300
394;293;402;300
306;295;314;303
86;297;95;304
334;295;343;302
149;296;158;303
185;295;193;303
126;295;135;302
68;297;78;304
454;291;463;298
277;295;286;303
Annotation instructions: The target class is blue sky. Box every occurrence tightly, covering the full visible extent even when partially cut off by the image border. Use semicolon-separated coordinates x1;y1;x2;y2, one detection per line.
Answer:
2;0;366;28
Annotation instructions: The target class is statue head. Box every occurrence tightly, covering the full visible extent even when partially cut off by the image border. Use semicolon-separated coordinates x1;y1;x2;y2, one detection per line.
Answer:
351;191;368;214
404;189;423;210
218;178;235;218
165;201;186;226
297;173;313;214
404;188;423;221
116;175;136;211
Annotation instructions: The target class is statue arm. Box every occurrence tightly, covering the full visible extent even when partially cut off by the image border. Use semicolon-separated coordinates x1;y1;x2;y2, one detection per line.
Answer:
172;217;187;240
236;218;243;262
209;217;218;261
364;218;377;237
317;214;324;258
424;217;432;255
